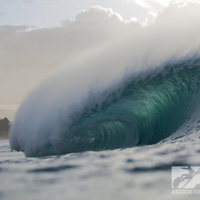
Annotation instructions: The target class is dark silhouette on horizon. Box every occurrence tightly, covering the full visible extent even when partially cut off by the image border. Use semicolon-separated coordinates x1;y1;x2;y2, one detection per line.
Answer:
0;117;11;139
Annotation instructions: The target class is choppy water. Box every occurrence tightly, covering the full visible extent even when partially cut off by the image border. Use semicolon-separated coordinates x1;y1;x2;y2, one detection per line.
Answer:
1;111;200;200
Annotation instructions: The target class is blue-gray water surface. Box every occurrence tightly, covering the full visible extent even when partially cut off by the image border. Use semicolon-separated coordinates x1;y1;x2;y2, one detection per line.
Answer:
1;108;200;200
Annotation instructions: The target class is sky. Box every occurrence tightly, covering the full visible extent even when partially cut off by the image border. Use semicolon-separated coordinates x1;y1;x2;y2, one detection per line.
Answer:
0;0;199;120
0;0;147;28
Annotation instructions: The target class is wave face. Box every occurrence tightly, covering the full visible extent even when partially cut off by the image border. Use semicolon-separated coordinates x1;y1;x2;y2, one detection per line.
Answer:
50;59;200;154
9;58;200;157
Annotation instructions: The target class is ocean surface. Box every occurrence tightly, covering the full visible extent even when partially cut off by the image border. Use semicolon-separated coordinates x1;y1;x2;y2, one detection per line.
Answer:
1;103;200;199
1;133;200;200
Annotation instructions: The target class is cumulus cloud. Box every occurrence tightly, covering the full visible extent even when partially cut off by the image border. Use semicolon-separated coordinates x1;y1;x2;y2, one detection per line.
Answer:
131;0;200;24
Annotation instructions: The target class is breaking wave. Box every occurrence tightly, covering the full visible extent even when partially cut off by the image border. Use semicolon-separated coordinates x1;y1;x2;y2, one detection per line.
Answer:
9;2;200;157
9;58;200;157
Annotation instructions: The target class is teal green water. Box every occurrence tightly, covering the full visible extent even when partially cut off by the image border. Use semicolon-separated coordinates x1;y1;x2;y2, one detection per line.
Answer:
42;59;200;156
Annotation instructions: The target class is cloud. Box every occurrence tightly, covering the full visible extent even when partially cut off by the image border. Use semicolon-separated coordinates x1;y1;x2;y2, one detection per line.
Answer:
0;25;28;32
75;6;123;22
132;0;200;24
0;6;139;111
